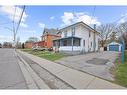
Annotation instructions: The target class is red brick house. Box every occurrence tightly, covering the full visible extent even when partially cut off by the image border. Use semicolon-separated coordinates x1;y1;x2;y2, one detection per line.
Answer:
25;42;33;49
40;28;61;49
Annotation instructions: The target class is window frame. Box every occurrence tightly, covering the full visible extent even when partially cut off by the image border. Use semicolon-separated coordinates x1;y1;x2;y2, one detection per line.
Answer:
64;30;67;37
71;27;75;36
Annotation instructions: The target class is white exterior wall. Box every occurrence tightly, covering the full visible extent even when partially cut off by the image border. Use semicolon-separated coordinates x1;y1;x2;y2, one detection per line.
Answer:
59;24;99;53
59;46;81;51
80;25;99;52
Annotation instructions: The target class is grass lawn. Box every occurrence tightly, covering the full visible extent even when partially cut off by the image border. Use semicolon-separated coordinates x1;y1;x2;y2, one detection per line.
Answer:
20;49;66;61
114;50;127;87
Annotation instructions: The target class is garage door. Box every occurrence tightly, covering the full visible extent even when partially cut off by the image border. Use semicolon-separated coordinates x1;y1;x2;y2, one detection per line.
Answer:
109;45;119;51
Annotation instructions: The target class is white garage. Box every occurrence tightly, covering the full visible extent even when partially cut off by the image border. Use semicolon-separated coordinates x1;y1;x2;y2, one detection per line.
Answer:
107;42;122;52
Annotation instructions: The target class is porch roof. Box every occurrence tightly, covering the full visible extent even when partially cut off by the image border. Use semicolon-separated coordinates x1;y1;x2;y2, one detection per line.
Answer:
53;36;81;41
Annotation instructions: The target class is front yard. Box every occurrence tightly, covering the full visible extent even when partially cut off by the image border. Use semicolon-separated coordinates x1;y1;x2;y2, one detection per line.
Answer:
114;50;127;87
20;49;66;61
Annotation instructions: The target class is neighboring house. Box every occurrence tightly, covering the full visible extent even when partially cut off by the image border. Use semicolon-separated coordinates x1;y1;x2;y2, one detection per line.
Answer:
53;21;99;54
25;41;33;49
3;42;12;48
33;41;44;48
107;42;122;52
41;28;61;49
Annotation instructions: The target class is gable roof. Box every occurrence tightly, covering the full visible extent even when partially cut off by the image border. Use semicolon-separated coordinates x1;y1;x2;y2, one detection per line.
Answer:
59;21;99;34
43;28;58;35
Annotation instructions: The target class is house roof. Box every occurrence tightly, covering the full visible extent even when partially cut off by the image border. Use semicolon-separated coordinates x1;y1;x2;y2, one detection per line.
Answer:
53;36;81;41
108;42;122;46
43;28;58;35
58;21;99;34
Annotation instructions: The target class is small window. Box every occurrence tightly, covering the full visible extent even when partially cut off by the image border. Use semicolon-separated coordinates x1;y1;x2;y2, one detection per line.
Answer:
83;40;85;46
64;30;67;37
72;27;75;36
91;42;92;47
89;31;91;37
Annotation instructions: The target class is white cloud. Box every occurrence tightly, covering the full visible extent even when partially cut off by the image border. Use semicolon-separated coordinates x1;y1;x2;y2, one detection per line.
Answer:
118;19;125;23
23;30;36;33
0;35;13;42
61;12;101;27
50;16;55;20
38;22;45;28
20;23;28;28
61;12;74;25
0;6;28;23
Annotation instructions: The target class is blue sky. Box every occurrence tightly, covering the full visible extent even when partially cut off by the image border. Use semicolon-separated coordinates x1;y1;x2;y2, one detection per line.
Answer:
0;6;127;43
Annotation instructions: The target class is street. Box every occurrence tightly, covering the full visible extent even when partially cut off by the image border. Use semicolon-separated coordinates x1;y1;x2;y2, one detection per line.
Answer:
0;48;27;89
0;48;125;89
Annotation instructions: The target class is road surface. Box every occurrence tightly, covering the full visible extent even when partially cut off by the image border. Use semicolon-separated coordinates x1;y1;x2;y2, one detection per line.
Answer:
0;48;27;89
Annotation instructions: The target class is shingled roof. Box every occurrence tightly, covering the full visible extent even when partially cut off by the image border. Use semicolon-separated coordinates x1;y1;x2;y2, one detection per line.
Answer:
43;28;58;35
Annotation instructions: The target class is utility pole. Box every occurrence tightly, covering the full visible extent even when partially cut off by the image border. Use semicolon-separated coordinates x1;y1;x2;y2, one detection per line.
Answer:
13;6;25;49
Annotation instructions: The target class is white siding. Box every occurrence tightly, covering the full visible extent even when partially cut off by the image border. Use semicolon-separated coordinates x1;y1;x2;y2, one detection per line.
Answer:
59;23;99;53
59;46;81;51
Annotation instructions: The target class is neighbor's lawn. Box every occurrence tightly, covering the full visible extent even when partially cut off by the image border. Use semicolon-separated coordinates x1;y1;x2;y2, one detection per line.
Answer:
20;49;65;61
114;50;127;87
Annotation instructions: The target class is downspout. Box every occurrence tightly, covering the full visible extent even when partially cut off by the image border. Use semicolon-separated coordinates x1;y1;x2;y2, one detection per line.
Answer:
72;27;74;53
72;37;74;52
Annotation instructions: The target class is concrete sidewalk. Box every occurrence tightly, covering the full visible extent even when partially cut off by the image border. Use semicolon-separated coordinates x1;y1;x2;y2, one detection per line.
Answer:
18;50;125;89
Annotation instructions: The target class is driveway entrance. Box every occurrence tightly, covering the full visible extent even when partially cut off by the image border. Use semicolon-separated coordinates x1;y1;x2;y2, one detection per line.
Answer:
55;51;120;81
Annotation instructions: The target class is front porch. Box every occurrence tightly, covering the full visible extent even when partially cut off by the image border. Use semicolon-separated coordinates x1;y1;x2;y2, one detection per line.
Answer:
53;36;81;53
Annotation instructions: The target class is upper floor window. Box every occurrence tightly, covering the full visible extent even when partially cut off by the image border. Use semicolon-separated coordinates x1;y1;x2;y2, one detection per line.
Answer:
83;40;85;46
72;27;75;36
91;42;92;47
64;30;67;37
89;31;91;37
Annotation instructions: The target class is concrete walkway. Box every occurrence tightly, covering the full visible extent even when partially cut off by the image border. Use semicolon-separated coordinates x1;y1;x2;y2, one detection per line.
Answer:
18;50;125;89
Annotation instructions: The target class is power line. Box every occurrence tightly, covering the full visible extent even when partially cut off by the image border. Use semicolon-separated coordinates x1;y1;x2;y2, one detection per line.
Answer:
12;5;17;35
15;6;25;36
90;6;96;25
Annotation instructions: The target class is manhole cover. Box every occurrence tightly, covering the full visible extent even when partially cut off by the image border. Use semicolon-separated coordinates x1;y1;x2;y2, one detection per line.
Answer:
86;58;109;65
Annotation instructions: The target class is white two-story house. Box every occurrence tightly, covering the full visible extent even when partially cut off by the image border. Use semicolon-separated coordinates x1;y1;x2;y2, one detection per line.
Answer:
53;21;99;54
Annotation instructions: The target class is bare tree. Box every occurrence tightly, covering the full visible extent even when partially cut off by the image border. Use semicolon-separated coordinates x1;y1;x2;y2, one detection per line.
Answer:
117;22;127;34
97;24;115;47
117;22;127;49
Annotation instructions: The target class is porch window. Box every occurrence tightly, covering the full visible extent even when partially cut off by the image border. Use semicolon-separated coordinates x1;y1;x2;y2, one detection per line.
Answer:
63;39;72;46
73;39;80;46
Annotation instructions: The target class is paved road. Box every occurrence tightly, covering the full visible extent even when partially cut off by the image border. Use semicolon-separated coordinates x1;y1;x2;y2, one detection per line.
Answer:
0;48;27;89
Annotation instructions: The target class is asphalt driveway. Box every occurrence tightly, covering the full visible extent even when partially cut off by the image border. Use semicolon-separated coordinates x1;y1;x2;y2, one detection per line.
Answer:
55;51;120;81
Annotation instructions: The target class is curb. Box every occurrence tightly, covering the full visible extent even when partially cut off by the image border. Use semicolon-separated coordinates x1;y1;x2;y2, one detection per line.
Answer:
15;51;50;89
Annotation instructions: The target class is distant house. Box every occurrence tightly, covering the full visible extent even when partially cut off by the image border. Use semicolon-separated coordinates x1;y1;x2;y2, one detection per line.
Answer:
3;42;12;48
25;41;33;49
33;41;44;48
41;28;61;49
53;22;99;54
